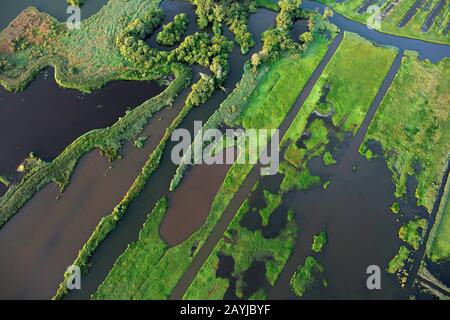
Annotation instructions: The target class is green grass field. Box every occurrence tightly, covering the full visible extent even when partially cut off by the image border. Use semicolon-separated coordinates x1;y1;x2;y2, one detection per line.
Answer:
316;0;450;45
361;52;450;213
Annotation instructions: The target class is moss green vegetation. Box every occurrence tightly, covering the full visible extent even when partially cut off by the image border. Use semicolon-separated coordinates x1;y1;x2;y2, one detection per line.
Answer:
259;190;282;226
236;38;332;131
0;0;164;92
427;173;450;262
96;9;335;299
0;65;190;231
133;136;148;149
67;0;84;7
157;13;189;46
279;162;321;192
317;0;450;45
184;197;297;300
391;201;400;214
290;256;324;297
361;52;450;213
387;245;411;274
0;176;10;188
322;151;336;166
312;231;327;253
398;217;427;251
256;0;280;11
280;32;397;193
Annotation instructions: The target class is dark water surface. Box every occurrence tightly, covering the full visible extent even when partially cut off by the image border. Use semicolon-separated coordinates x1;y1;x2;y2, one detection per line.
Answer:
0;71;164;177
160;148;236;246
0;0;109;31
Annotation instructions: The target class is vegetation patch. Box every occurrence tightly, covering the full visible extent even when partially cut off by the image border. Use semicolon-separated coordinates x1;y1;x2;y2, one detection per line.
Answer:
398;217;427;251
184;197;297;300
290;256;325;297
311;231;327;253
360;51;450;213
0;0;164;92
134;136;148;149
259;190;283;226
387;245;411;281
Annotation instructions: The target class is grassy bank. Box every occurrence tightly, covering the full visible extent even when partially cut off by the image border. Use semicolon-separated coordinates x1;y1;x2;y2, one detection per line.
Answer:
360;52;450;213
0;64;190;230
316;0;450;45
426;171;450;262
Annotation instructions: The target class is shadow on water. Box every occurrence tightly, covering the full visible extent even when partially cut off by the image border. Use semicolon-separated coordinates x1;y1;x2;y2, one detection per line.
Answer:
0;0;109;30
0;70;165;178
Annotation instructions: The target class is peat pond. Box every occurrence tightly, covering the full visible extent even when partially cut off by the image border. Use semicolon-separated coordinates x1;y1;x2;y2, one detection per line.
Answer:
0;0;448;299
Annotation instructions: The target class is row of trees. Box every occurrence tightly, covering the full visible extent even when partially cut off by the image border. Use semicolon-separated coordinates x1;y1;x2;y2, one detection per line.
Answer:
276;0;303;30
185;72;216;107
115;8;234;107
115;8;165;64
191;0;256;54
156;13;189;46
168;32;233;84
